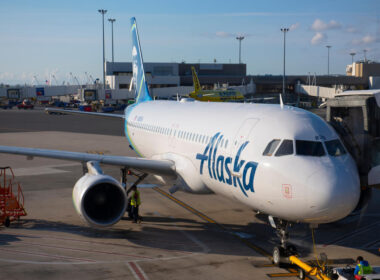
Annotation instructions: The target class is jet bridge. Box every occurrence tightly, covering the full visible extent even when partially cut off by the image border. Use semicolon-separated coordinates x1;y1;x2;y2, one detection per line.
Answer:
326;90;380;190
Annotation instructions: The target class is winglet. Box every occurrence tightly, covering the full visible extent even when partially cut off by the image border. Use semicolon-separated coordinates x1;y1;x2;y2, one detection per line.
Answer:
130;17;152;103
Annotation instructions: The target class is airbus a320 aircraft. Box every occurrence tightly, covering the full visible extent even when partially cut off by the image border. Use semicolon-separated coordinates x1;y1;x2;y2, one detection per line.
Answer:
189;66;245;102
0;18;361;265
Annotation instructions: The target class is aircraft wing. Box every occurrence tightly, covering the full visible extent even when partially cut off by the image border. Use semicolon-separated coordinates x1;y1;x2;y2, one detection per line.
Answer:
0;146;176;177
45;108;124;119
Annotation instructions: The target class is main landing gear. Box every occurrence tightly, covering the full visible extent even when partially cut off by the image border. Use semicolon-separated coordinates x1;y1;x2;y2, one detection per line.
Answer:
120;167;148;194
269;216;297;266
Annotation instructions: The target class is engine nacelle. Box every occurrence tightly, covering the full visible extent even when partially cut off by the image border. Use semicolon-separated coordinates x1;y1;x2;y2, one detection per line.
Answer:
73;173;127;227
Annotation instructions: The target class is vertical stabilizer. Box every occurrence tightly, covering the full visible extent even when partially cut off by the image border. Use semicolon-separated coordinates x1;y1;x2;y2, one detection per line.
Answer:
191;66;201;92
130;17;152;103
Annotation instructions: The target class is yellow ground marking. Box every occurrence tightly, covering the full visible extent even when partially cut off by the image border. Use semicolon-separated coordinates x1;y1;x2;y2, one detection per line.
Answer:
153;187;272;259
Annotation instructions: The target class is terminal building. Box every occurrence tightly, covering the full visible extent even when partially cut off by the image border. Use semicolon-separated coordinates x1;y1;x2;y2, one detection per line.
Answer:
105;62;247;90
1;60;379;103
105;61;377;98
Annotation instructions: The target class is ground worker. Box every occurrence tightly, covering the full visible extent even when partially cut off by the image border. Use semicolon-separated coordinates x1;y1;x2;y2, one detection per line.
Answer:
129;185;141;223
354;256;373;280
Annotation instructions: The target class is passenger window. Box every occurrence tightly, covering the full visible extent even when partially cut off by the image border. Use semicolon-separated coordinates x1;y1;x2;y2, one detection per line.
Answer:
325;139;346;156
296;140;325;156
263;139;281;156
225;140;228;148
275;140;294;157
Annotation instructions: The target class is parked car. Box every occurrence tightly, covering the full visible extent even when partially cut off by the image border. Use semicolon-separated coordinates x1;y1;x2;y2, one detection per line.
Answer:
101;105;115;113
79;105;92;112
0;100;14;109
17;100;34;110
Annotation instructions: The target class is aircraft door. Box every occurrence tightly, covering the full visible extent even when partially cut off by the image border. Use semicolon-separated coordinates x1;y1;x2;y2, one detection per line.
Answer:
230;118;259;156
228;118;259;198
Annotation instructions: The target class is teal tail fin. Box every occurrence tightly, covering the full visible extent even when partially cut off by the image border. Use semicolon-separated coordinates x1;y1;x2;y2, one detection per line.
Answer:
130;17;152;103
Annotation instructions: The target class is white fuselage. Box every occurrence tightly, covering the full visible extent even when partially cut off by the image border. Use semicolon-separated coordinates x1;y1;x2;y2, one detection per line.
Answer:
124;100;360;224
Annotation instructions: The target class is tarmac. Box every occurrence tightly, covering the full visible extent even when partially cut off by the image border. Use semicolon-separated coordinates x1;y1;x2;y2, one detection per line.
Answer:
0;108;379;280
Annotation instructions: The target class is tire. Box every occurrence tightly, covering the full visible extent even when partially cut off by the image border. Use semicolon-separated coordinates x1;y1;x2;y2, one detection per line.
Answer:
298;268;305;280
273;246;284;265
4;217;10;227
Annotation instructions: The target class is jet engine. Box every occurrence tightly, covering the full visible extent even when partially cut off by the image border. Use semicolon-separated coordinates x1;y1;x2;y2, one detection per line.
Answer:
72;161;127;227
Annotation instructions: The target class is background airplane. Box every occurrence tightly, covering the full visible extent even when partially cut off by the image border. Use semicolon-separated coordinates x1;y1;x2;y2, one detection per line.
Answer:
189;66;245;102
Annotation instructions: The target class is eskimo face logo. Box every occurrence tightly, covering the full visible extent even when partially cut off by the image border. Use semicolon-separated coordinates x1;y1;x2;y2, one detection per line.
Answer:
196;133;258;197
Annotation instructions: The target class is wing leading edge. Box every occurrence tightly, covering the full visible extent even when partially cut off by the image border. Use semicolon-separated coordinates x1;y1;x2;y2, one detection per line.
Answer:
0;146;175;177
45;108;124;119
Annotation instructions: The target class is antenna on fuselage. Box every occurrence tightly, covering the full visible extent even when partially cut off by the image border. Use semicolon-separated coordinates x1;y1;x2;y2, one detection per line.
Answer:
279;93;284;109
129;77;135;92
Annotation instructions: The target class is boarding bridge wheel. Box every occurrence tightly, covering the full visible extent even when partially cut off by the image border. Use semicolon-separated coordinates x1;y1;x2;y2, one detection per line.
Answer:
4;217;10;227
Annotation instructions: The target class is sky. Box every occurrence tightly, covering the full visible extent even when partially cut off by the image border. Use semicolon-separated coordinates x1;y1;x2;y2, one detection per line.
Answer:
0;0;379;85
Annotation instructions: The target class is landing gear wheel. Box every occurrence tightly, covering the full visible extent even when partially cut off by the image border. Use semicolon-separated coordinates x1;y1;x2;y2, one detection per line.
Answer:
4;217;10;227
298;268;305;280
272;246;285;266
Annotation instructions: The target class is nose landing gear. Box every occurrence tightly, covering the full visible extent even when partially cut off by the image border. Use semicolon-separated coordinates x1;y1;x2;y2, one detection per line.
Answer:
269;216;297;265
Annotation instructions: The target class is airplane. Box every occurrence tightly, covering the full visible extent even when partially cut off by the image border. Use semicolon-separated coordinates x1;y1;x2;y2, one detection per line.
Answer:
0;17;362;265
189;66;245;102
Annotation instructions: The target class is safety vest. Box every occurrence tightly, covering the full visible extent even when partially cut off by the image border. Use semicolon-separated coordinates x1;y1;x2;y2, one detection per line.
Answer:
358;262;373;275
130;190;141;207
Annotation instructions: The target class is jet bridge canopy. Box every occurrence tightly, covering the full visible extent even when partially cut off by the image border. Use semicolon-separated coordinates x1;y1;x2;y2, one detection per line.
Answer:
326;90;380;187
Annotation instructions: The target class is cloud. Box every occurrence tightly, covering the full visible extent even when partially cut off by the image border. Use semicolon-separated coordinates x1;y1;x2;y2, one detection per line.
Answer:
311;19;341;31
289;23;300;31
311;32;327;45
204;31;251;39
215;31;235;38
346;26;359;33
352;34;377;45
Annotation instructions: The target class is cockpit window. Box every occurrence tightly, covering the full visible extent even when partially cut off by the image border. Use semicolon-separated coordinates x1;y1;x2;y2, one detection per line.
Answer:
263;139;281;156
296;140;325;156
325;139;346;156
275;140;294;157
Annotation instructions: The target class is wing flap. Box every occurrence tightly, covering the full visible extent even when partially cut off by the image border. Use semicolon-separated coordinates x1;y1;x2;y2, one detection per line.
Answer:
0;146;175;177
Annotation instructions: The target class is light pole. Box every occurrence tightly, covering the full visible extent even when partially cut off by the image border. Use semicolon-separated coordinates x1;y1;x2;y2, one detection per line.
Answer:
236;36;244;64
350;52;356;64
363;49;367;62
280;28;289;97
326;45;332;75
98;9;107;89
108;18;116;63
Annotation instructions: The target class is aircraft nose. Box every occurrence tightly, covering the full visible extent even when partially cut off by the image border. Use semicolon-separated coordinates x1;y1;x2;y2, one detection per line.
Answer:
305;164;360;223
